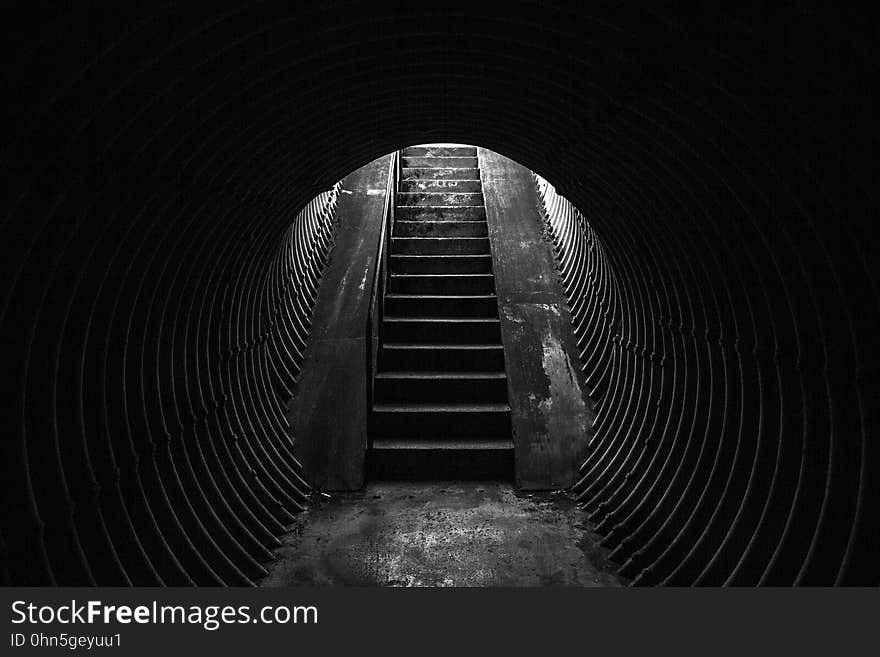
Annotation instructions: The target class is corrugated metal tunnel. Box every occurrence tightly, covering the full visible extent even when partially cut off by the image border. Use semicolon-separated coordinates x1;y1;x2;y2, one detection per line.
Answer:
1;2;877;586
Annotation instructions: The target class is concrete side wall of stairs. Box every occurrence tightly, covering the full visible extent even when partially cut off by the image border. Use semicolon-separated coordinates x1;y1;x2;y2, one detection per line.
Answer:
481;149;594;490
287;154;392;491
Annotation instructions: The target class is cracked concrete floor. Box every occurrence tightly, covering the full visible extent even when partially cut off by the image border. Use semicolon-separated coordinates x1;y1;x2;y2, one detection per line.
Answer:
259;482;625;587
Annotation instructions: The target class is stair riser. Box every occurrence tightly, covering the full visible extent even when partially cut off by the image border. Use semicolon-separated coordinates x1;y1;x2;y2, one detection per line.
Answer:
375;377;509;404
390;255;492;274
372;410;512;438
382;319;501;342
394;221;488;238
367;447;513;480
396;206;486;221
384;296;497;317
397;192;484;207
401;168;480;181
402;156;478;168
403;146;477;157
399;179;482;193
380;348;505;371
389;275;494;295
392;238;489;256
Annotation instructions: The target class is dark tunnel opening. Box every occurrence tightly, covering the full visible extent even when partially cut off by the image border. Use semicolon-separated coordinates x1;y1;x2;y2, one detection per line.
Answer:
1;2;877;587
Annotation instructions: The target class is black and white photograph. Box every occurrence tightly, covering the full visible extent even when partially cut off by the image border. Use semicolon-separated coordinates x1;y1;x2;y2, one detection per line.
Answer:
1;1;877;653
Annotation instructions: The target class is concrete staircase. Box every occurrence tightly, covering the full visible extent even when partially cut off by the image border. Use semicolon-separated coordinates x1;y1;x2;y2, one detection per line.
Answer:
368;145;514;479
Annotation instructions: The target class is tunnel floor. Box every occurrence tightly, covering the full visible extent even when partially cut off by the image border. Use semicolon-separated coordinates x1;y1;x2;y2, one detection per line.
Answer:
259;482;624;587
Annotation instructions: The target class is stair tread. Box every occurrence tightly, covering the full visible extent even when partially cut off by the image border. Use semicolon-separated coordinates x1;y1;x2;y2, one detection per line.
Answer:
376;371;507;379
401;167;479;171
390;273;493;277
383;343;503;349
373;403;511;412
383;316;499;322
403;169;479;173
395;220;487;224
394;220;487;224
371;439;514;450
391;254;491;258
400;171;480;176
385;293;496;299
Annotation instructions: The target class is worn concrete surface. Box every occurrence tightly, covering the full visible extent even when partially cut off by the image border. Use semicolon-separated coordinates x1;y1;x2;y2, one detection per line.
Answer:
288;154;391;491
481;148;595;489
260;482;624;587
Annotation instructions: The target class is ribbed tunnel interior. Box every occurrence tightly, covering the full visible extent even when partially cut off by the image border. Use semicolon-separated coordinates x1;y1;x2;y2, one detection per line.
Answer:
1;2;877;586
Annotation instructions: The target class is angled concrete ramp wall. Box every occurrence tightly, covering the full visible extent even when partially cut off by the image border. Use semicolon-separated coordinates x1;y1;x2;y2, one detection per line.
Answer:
288;155;391;491
481;149;593;490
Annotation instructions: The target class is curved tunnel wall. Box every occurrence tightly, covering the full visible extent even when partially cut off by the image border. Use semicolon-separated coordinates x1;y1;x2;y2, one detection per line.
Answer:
1;2;877;585
1;181;339;585
537;175;876;585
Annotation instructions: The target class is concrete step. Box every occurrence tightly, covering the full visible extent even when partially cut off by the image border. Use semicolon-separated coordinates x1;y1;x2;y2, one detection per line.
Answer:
391;237;490;256
367;439;513;480
403;146;477;157
384;294;497;317
402;156;478;168
401;167;480;181
390;254;492;274
382;316;501;342
367;438;513;481
399;179;482;193
397;191;484;207
396;205;486;222
379;343;505;371
372;403;512;438
375;371;508;404
388;273;494;295
394;220;488;238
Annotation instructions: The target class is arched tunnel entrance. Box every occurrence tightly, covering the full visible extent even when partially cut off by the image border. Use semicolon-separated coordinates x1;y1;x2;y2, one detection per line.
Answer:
269;143;612;586
292;144;593;492
1;2;877;588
